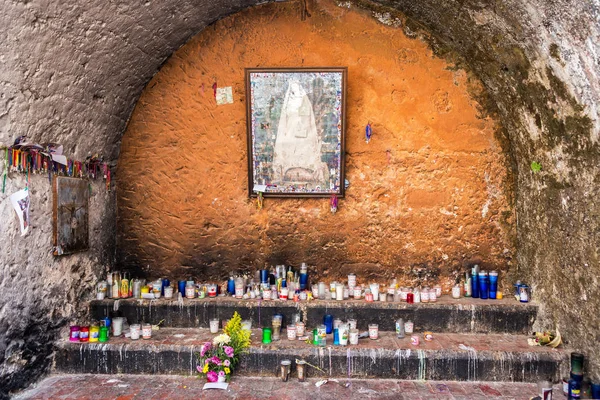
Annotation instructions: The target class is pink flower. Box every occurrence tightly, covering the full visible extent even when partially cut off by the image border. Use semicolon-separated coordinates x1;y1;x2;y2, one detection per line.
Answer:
223;360;230;367
207;371;218;382
196;365;202;373
223;346;234;358
200;342;211;357
218;371;225;378
209;356;221;366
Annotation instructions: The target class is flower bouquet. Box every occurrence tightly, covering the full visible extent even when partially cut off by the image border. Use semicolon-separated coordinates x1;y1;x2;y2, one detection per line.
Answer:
197;312;251;382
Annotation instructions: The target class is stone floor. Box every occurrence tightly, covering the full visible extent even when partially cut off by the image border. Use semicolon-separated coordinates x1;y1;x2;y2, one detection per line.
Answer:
12;374;563;399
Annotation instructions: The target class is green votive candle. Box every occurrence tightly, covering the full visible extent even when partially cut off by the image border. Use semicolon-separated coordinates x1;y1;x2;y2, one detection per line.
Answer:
262;327;272;344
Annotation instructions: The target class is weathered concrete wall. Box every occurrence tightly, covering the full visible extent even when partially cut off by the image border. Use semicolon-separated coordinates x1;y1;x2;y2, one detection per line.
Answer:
117;1;514;287
1;0;599;395
0;173;114;398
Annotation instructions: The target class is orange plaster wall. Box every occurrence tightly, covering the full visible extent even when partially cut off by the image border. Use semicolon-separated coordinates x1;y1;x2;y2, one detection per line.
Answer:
117;0;514;288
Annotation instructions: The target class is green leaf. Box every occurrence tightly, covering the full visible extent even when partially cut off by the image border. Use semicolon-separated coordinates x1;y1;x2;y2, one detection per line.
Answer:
531;161;542;173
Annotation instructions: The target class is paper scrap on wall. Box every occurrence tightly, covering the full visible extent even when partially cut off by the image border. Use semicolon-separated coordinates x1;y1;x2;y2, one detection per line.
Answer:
216;87;234;105
10;188;30;236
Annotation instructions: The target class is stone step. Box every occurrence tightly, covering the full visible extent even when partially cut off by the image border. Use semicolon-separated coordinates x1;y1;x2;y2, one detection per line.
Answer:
53;328;567;382
90;297;537;334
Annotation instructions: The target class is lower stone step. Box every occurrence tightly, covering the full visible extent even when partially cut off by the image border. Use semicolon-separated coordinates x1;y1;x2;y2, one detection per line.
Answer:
54;328;567;382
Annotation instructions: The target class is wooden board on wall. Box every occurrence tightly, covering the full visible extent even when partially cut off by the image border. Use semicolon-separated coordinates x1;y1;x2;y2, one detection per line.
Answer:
53;176;89;256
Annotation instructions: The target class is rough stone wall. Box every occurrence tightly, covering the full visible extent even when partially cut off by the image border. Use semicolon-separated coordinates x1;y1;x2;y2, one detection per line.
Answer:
0;174;114;398
1;0;598;394
117;1;515;287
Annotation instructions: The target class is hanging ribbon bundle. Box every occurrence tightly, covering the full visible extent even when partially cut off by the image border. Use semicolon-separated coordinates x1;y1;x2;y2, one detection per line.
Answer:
2;147;8;193
365;123;372;144
330;194;338;214
1;144;112;191
257;191;264;210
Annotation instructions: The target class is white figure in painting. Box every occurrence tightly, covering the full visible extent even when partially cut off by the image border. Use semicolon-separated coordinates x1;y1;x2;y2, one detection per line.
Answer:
272;81;327;186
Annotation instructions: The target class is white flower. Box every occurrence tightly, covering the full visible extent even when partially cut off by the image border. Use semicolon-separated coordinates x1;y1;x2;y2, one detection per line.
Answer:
213;333;231;346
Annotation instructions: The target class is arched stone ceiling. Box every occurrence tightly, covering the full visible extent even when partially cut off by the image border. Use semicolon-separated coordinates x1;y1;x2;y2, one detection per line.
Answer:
2;0;598;162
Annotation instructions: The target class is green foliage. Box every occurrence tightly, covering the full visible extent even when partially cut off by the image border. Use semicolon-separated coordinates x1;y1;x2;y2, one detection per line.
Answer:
531;161;542;173
224;312;251;367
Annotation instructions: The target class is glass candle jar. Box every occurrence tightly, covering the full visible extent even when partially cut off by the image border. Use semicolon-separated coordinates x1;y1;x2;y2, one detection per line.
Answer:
207;284;217;298
339;325;349;346
287;324;297;340
164;286;174;299
272;315;282;340
395;319;405;339
353;286;362;299
185;284;195;299
209;319;219;334
434;285;442;298
312;285;319;299
336;283;344;301
421;288;430;303
379;292;387;302
347;319;357;330
349;329;359;345
333;318;342;330
452;285;461;299
130;324;141;340
404;320;414;334
429;289;437;303
262;289;272;300
142;323;152;339
368;324;379;340
365;289;374;302
296;321;305;337
369;283;380;301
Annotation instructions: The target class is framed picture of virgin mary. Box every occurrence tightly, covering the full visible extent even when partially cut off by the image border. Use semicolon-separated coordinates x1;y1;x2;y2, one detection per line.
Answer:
246;67;347;197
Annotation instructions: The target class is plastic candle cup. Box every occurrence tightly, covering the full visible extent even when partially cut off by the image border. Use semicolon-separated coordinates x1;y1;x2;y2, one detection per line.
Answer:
262;327;272;344
89;324;100;342
98;326;109;342
69;326;80;342
368;324;379;340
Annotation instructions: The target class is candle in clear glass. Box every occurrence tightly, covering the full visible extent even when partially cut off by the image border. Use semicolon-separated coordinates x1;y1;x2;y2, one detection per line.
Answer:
368;324;379;340
209;319;219;333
